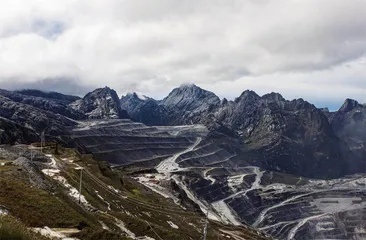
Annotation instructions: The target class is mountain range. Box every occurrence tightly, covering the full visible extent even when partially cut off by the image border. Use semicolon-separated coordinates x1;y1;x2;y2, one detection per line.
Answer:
1;84;366;239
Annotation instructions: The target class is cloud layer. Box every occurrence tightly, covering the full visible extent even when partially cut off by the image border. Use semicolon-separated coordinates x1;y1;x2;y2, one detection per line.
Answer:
1;0;366;107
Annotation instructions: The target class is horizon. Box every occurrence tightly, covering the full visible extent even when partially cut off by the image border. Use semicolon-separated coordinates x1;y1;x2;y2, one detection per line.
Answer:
5;84;354;112
1;1;366;109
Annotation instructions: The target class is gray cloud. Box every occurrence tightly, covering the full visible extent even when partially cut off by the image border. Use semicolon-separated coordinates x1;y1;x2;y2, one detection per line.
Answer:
0;0;366;105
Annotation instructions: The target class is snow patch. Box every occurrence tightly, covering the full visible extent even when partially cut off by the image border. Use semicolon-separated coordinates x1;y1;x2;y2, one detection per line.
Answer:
0;208;8;215
99;221;110;230
33;227;78;240
96;192;111;210
114;218;155;240
43;167;91;208
108;185;120;193
167;221;179;229
135;92;148;101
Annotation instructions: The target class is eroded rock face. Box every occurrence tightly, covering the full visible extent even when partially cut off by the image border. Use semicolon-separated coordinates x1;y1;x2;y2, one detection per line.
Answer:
70;87;129;119
120;85;355;179
328;99;366;148
325;99;366;171
120;93;168;125
0;95;76;137
15;89;80;104
0;89;84;120
0;117;39;144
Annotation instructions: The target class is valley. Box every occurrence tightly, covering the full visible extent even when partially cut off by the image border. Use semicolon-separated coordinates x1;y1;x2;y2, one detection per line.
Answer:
68;119;366;240
0;85;365;239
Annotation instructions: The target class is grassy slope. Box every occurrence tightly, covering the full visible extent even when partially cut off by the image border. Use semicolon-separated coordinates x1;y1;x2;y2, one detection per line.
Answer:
0;144;269;240
0;215;48;240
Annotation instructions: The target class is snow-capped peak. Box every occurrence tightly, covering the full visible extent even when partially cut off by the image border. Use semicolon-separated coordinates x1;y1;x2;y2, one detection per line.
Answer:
125;92;148;101
135;92;148;101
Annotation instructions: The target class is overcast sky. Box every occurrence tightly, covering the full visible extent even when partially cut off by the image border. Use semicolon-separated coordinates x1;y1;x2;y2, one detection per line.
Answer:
1;0;366;109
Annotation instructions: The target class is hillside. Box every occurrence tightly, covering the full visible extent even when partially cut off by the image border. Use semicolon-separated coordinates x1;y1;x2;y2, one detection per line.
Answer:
0;143;268;240
1;86;366;239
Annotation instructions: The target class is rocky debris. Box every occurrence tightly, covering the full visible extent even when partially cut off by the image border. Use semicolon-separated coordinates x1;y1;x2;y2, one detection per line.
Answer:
0;145;48;162
70;87;129;119
13;157;51;190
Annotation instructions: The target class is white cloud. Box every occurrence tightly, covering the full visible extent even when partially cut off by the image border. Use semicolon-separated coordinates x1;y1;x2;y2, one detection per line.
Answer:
0;0;366;107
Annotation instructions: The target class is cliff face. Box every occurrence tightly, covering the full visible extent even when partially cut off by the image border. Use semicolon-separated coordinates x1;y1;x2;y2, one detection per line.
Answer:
70;87;129;119
120;85;356;178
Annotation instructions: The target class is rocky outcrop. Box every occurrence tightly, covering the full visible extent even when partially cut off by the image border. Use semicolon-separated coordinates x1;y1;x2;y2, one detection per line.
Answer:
16;89;80;104
0;95;76;137
0;89;85;119
0;117;39;144
120;85;356;178
326;99;366;165
120;92;168;125
160;84;220;124
70;87;129;119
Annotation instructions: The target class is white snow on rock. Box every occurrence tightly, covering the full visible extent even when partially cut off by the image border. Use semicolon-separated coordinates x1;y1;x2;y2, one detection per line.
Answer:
41;169;61;176
0;208;8;215
136;92;148;101
95;191;111;210
33;227;79;240
99;221;110;230
167;221;179;229
114;218;155;240
108;185;120;193
42;162;91;208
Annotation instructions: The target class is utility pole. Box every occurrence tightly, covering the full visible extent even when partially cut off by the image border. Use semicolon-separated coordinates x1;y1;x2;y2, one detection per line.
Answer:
40;130;45;153
202;209;209;240
30;149;34;162
78;168;83;204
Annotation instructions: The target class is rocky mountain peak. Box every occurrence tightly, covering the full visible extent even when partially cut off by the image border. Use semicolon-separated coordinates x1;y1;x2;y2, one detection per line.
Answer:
70;86;129;119
173;83;214;98
339;98;359;112
125;92;149;101
161;84;220;111
235;90;260;103
261;92;285;102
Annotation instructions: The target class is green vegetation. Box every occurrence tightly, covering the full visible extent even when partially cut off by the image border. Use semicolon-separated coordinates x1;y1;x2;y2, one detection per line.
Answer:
0;167;89;227
0;144;270;240
0;214;48;240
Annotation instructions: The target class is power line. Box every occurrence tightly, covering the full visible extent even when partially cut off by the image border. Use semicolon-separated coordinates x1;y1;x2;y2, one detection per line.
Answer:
40;130;45;153
145;220;164;240
76;167;84;204
202;209;209;240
